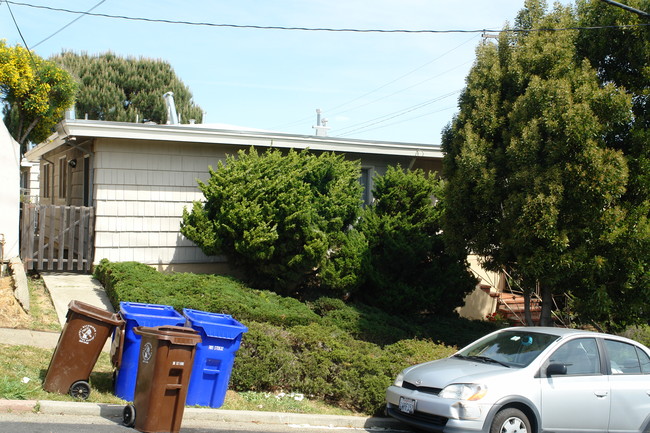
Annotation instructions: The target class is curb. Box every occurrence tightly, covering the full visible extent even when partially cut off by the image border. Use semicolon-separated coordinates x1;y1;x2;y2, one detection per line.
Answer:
0;400;403;429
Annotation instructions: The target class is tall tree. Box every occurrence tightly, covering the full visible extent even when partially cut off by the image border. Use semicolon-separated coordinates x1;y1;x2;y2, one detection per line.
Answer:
0;41;76;152
50;51;203;124
442;0;635;327
570;0;650;328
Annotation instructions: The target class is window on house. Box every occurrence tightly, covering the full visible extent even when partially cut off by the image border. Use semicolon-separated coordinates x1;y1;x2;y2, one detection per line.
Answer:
58;157;67;199
360;167;372;206
42;164;51;198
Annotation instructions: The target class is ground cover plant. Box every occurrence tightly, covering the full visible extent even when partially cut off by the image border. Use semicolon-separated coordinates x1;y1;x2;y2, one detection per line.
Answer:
94;260;493;414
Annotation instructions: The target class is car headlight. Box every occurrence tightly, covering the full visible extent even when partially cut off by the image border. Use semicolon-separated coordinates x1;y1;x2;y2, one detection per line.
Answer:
393;371;405;387
439;383;487;401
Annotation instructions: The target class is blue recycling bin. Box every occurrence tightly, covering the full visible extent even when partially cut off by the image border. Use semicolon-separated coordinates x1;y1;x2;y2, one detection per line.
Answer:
183;308;248;408
112;302;185;402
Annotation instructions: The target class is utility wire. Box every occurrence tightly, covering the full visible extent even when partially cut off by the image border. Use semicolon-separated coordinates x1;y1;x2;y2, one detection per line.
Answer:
272;34;478;131
339;104;458;138
5;1;650;33
2;0;37;66
32;0;107;48
333;89;461;136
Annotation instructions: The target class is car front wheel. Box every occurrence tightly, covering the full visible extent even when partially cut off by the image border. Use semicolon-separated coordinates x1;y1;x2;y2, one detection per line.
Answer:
490;408;531;433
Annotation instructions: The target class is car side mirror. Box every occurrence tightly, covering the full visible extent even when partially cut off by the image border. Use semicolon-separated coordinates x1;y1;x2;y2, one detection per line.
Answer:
547;363;567;376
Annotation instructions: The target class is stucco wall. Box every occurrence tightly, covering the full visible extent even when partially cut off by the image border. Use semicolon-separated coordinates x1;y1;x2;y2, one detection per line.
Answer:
0;123;21;259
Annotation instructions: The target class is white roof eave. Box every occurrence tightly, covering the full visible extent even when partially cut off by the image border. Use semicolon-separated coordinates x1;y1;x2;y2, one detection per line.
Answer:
30;120;443;159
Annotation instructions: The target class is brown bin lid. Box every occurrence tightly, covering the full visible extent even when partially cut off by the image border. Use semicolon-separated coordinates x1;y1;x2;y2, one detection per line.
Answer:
133;325;202;346
68;300;123;326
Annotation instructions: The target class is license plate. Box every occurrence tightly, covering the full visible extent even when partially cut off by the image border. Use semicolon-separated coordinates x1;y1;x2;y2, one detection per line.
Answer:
399;397;416;414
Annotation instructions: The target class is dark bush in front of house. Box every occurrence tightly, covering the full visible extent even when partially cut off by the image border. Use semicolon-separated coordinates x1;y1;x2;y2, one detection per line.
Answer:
94;260;487;414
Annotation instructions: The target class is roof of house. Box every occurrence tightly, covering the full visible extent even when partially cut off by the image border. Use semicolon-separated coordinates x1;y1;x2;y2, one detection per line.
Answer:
25;119;443;161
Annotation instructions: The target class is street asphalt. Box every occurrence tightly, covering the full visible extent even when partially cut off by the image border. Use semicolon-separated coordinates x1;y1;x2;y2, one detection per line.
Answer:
0;270;403;430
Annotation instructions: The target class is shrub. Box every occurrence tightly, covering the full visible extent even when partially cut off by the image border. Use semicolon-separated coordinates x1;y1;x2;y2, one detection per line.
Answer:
180;148;363;295
230;322;300;391
94;260;475;415
310;297;410;345
357;166;477;315
94;260;320;327
622;324;650;347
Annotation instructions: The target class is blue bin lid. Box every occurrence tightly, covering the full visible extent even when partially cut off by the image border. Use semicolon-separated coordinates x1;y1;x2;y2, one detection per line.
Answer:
119;302;184;327
183;308;248;340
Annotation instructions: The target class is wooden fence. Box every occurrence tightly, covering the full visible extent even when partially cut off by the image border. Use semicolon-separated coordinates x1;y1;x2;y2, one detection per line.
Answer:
20;204;95;272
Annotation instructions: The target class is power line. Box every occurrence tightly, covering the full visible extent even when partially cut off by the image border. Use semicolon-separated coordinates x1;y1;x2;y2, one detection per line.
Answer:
332;89;461;136
5;1;650;34
339;104;458;138
2;0;37;66
32;0;107;49
271;34;478;131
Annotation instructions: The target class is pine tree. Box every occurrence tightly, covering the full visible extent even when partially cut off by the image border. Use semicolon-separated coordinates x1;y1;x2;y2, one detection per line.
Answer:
51;51;203;124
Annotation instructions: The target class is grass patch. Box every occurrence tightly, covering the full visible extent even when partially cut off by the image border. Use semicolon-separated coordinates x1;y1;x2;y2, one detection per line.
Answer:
26;276;62;332
220;390;357;415
0;344;122;404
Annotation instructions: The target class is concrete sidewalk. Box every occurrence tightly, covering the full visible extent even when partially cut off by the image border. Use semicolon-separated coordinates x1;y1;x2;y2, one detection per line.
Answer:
41;272;115;327
0;273;112;350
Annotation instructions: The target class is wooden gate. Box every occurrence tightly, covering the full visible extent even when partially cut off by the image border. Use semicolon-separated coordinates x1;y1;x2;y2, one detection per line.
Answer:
20;204;95;272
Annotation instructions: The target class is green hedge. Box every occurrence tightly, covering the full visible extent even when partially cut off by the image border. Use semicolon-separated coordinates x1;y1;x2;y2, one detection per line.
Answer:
95;259;319;327
94;260;476;414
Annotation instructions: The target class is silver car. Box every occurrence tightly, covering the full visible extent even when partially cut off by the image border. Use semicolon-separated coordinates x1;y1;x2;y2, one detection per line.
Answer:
386;327;650;433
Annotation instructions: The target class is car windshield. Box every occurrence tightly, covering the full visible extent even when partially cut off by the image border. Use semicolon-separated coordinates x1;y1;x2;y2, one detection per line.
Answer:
456;330;560;368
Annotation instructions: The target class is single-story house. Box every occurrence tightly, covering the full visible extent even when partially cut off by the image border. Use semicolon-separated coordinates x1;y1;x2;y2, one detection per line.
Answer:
24;118;443;274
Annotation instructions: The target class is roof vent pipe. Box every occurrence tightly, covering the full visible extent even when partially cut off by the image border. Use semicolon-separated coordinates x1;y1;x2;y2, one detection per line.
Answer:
312;108;330;137
164;92;179;125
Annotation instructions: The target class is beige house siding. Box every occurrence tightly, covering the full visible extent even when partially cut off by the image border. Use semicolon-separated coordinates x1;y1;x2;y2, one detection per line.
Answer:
91;138;418;271
26;120;445;273
93;139;225;269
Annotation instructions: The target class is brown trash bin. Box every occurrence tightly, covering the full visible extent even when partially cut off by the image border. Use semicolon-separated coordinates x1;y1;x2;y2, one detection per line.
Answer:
123;325;201;433
43;300;123;399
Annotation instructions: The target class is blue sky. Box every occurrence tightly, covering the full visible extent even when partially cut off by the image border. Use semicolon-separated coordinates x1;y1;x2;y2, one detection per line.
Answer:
2;0;572;144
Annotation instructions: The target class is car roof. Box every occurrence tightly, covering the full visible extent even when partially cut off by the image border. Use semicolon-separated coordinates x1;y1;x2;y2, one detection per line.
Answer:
499;327;599;338
499;327;647;347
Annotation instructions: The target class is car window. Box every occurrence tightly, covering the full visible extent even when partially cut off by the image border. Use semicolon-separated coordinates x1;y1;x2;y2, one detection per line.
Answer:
548;338;600;375
637;347;650;374
605;339;649;375
458;330;559;367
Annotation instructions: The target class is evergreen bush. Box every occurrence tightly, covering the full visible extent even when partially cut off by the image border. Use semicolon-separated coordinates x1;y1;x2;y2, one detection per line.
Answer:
93;260;488;414
181;148;363;295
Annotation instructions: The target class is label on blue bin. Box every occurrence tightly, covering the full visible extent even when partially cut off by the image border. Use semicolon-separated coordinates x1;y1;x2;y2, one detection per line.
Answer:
208;345;225;351
78;324;97;344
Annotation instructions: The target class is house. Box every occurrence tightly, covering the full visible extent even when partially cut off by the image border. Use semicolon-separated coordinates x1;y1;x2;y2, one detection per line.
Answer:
24;118;443;274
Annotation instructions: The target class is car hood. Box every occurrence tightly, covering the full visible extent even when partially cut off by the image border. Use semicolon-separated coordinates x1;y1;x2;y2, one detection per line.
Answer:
402;356;516;388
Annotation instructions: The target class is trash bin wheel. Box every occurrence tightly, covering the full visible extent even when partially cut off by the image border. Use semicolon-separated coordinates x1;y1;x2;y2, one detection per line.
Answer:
69;380;91;400
123;404;136;427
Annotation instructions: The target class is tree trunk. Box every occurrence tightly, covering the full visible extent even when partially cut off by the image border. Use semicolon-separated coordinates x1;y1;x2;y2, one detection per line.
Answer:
539;284;553;326
523;288;534;326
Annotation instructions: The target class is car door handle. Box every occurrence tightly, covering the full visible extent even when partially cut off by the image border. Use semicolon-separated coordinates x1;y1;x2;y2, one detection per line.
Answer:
594;391;608;398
